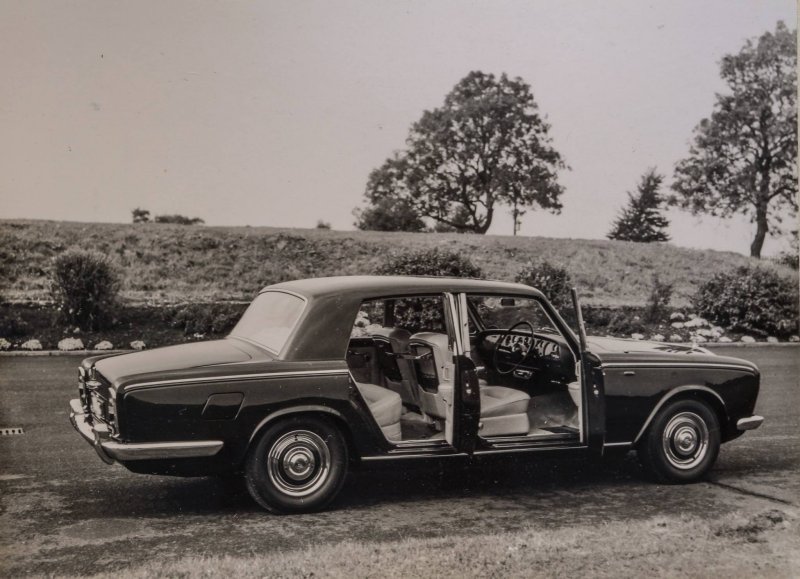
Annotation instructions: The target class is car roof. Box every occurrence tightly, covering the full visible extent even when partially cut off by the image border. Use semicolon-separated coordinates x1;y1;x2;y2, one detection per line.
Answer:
264;275;544;300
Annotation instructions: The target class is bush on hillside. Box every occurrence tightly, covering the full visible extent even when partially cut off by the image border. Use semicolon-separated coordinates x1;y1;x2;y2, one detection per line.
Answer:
375;248;482;331
693;266;798;337
375;248;483;278
164;302;248;336
154;214;205;225
514;259;573;312
645;274;674;323
50;250;120;330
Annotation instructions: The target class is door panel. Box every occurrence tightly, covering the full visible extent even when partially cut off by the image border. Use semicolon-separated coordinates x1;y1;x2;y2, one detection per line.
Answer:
581;351;605;453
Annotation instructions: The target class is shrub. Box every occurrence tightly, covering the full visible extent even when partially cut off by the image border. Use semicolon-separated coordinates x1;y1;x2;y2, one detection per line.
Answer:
164;302;247;336
0;308;29;338
644;274;674;323
375;249;482;331
692;266;799;337
316;220;332;230
773;250;798;270
375;248;483;278
514;259;573;312
50;250;120;330
606;309;647;336
154;214;204;225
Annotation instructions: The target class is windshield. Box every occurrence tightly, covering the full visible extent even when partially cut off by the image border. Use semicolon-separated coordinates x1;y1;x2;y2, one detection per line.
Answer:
230;291;306;354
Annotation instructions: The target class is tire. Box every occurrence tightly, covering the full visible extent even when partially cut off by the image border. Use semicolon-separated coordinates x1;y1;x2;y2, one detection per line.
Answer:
245;415;348;514
638;398;720;484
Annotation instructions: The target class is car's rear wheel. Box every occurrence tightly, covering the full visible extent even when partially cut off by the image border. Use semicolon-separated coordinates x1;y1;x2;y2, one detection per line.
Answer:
245;415;348;514
638;398;720;483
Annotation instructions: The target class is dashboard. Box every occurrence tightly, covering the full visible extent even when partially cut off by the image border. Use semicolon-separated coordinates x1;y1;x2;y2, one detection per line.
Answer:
497;333;561;360
477;330;576;386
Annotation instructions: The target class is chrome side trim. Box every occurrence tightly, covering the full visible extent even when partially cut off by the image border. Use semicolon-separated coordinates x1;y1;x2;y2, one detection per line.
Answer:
361;451;466;461
632;385;727;444
604;441;632;448
103;440;223;461
125;369;349;391
601;362;757;374
737;415;764;431
70;398;224;462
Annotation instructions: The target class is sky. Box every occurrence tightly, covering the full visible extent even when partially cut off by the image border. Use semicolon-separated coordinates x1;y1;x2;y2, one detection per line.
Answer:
0;0;796;256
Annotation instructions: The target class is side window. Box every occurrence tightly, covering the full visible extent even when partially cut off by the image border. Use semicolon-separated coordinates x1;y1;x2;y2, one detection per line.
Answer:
351;299;385;338
468;296;553;332
392;296;447;335
349;295;448;337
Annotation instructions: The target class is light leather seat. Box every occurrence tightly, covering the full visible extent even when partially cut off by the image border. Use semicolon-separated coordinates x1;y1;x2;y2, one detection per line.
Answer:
355;381;402;441
408;332;531;437
479;385;531;436
369;326;419;407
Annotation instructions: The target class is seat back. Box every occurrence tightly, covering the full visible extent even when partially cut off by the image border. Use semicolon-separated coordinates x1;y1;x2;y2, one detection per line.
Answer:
408;332;453;418
370;327;418;406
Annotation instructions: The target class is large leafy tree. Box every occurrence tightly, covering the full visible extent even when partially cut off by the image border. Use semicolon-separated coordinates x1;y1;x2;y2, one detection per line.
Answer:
608;169;670;242
360;71;567;234
670;22;797;258
353;155;427;232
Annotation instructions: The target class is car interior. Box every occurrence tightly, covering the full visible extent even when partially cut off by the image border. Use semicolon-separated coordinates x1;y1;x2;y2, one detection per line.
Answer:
346;295;582;444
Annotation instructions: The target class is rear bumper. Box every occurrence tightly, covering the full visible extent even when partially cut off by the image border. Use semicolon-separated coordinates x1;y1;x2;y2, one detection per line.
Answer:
69;399;224;463
736;415;764;431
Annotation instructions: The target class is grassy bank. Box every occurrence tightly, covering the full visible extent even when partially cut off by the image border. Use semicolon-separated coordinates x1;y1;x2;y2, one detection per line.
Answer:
2;219;790;308
94;508;798;578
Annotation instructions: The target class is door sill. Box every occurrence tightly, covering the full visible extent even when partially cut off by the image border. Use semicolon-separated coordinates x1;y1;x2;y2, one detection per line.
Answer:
478;435;583;451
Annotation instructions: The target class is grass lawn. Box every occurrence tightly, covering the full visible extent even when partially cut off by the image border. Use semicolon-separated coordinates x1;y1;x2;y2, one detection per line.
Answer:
93;508;798;578
2;219;793;308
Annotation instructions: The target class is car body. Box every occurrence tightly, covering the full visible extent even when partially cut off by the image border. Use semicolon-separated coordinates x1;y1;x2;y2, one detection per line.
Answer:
70;276;763;513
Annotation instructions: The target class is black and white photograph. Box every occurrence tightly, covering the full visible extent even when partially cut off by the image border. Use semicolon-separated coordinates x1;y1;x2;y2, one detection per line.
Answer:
1;1;798;577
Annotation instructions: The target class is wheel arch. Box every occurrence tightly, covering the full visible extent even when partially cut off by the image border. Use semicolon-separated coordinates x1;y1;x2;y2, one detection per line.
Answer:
633;385;728;445
246;406;359;464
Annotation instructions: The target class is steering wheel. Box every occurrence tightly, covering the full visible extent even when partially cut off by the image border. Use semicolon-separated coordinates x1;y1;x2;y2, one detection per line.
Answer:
492;321;536;376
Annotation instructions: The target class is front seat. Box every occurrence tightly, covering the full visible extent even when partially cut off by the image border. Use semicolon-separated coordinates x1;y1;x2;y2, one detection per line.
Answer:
369;326;419;407
408;332;530;437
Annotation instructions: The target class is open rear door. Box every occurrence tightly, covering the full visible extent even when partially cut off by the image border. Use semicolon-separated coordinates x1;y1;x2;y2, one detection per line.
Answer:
442;293;481;453
571;288;605;455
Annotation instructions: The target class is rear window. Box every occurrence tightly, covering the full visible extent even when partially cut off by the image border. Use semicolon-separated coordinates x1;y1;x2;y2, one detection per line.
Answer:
230;291;306;354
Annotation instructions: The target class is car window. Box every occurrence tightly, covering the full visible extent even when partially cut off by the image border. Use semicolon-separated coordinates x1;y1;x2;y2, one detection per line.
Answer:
351;299;386;337
230;291;306;353
350;295;447;337
468;295;554;333
392;296;447;335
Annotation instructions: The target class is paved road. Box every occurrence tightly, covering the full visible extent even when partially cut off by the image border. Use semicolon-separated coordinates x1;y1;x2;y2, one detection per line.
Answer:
1;347;798;576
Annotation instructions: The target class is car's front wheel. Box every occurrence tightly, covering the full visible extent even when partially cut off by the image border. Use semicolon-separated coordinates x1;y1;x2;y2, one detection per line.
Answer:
245;415;348;514
638;398;720;483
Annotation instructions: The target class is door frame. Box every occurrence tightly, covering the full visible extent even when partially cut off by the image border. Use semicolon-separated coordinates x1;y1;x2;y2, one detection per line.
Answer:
451;290;605;455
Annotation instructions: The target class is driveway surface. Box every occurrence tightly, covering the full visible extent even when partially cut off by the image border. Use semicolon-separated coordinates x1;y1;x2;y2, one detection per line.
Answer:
0;347;798;576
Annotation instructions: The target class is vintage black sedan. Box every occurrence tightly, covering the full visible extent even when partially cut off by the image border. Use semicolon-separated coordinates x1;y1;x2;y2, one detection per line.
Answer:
70;276;763;513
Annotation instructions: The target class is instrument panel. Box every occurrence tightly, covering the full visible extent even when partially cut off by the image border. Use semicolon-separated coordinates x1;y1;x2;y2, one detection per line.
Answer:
498;333;561;359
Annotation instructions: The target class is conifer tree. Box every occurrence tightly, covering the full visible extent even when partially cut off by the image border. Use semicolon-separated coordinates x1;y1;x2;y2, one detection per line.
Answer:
608;169;670;242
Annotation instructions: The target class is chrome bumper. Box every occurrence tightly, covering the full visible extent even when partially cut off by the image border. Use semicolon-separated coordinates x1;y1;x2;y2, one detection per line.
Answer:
69;399;224;463
736;415;764;431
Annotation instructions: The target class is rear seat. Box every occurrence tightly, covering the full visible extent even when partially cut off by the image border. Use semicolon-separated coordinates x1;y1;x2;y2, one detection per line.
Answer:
355;382;402;441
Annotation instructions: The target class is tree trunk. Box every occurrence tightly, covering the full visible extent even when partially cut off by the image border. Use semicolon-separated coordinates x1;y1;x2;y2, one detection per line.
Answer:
750;202;769;258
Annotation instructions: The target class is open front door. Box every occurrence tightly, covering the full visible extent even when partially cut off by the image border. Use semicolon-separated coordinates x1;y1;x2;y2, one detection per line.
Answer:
571;288;605;455
442;293;481;453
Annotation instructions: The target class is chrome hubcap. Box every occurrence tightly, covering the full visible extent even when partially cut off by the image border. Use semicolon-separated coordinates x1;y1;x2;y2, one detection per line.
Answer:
662;412;709;470
268;430;330;497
